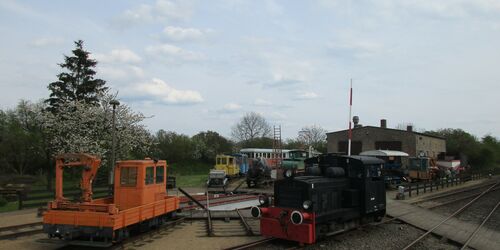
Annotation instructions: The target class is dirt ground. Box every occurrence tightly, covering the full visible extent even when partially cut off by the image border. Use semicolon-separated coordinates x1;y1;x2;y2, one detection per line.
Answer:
132;220;262;250
0;208;40;227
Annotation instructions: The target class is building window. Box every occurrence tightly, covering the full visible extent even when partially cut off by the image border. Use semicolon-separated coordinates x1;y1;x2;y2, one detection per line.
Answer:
156;166;164;183
120;167;137;187
145;166;154;185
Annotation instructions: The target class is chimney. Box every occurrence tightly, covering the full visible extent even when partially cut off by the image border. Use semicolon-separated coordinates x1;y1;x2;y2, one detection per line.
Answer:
380;119;387;128
407;125;413;132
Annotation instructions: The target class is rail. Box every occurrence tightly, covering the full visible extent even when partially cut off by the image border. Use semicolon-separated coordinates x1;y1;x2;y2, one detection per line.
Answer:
0;222;44;240
236;209;254;236
402;181;499;250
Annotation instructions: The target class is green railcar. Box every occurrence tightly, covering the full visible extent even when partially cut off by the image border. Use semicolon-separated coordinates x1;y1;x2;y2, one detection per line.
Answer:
281;150;314;171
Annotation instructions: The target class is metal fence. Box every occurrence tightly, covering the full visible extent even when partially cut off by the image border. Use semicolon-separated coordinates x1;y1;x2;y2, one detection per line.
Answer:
400;173;484;198
0;185;109;210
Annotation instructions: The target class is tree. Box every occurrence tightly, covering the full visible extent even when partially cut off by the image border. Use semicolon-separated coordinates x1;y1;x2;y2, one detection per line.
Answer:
153;130;195;163
297;125;327;152
231;112;272;142
240;137;274;149
0;100;47;175
45;40;108;113
43;93;152;180
192;131;233;163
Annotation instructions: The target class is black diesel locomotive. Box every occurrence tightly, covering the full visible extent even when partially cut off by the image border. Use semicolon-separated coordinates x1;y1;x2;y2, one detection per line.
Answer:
251;154;386;244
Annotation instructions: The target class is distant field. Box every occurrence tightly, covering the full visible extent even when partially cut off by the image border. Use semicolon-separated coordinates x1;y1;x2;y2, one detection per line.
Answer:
169;161;211;188
175;174;207;187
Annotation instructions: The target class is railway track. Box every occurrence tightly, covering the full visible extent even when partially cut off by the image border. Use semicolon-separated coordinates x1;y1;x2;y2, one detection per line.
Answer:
203;209;260;237
402;181;500;249
0;222;43;240
223;237;276;250
412;179;500;209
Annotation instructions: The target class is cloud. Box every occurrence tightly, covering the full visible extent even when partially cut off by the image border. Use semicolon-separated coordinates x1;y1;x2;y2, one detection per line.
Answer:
162;26;213;42
98;65;144;80
93;49;142;64
92;49;142;63
254;99;273;106
146;43;205;62
296;91;319;100
115;0;193;27
29;37;64;47
130;78;203;104
219;103;242;113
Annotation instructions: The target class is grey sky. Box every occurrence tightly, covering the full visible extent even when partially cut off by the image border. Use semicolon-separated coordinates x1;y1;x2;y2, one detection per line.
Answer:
0;0;499;139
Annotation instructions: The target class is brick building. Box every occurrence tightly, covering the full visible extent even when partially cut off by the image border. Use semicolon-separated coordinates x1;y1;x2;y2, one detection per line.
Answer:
327;119;446;158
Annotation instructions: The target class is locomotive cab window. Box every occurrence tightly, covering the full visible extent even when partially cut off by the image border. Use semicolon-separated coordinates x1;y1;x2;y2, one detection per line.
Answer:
156;166;164;183
145;166;154;185
120;167;138;187
229;157;234;165
366;164;382;178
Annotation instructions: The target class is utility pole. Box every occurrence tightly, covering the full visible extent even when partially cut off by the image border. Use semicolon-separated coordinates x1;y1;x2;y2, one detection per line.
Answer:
348;79;353;156
109;99;120;188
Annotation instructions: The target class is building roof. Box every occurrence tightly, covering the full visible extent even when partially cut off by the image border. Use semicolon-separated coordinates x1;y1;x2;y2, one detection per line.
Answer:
360;150;409;157
326;126;445;140
240;148;292;153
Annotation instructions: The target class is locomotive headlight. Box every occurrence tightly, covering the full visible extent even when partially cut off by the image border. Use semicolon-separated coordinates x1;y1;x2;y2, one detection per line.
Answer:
251;206;261;218
302;200;312;210
290;210;303;225
284;169;293;178
258;195;268;206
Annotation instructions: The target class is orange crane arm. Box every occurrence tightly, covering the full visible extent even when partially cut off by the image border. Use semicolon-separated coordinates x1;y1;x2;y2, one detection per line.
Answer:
55;153;101;203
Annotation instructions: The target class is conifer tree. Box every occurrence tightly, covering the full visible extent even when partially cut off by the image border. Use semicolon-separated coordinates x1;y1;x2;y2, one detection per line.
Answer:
46;40;107;112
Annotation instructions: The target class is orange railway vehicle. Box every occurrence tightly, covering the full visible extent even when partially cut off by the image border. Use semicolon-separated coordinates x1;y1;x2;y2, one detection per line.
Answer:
43;153;180;247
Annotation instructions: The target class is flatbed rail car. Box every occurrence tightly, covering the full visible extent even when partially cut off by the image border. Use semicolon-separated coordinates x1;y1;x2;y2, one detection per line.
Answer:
43;154;180;247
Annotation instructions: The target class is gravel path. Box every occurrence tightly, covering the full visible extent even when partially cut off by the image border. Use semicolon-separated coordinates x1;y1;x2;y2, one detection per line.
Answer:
253;221;460;250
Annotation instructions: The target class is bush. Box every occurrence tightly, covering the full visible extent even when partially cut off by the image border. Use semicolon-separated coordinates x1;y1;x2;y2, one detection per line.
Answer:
0;196;7;207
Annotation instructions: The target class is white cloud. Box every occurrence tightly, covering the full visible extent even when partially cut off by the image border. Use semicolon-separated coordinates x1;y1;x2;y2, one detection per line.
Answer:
254;99;273;106
220;103;242;113
146;43;205;62
162;26;212;42
116;0;193;26
296;91;319;100
93;49;142;64
98;65;144;80
30;37;64;47
132;78;203;104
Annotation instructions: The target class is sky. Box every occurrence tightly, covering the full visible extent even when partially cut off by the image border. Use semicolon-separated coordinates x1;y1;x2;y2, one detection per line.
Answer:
1;0;499;140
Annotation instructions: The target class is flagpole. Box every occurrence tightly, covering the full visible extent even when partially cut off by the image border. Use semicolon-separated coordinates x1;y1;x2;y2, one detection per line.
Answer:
348;79;353;156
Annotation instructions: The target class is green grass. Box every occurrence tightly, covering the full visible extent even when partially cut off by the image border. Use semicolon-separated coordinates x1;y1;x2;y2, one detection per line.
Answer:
0;201;19;213
168;161;212;188
169;161;212;176
175;174;207;187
